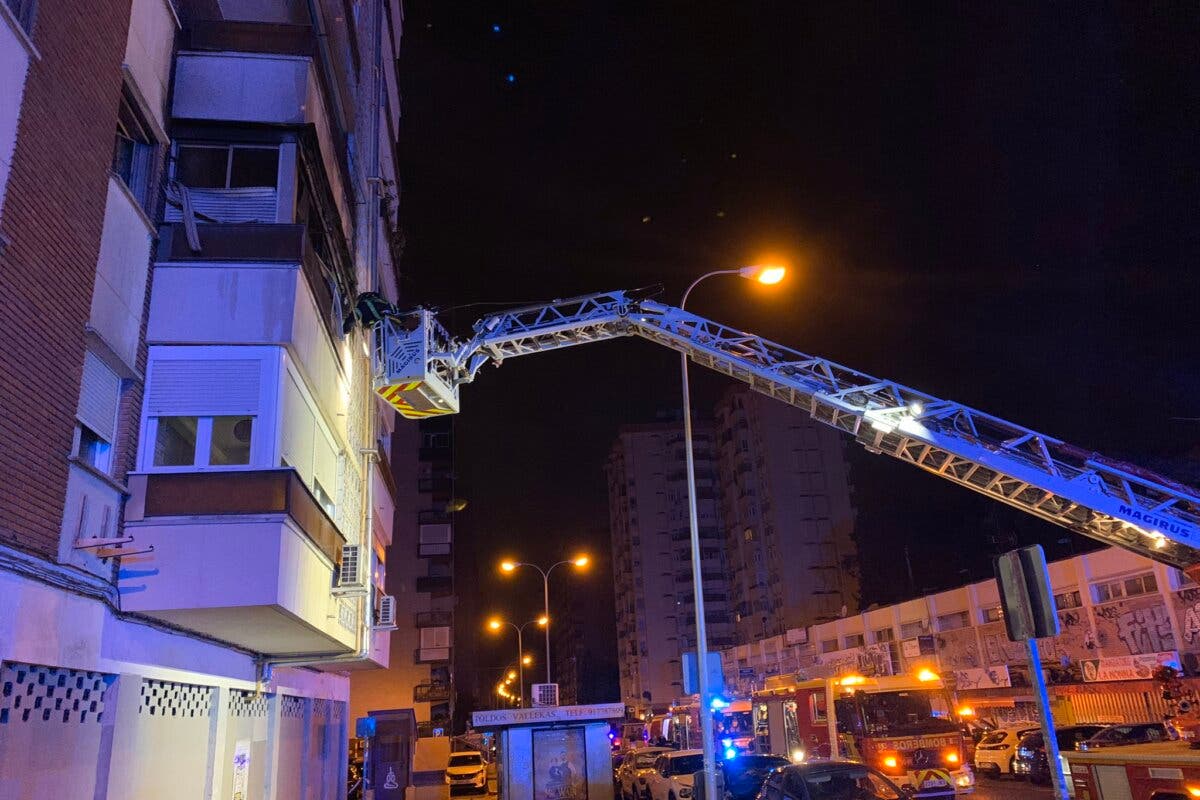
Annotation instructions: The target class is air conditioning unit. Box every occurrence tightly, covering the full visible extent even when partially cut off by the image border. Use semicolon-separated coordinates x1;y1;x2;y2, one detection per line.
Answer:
531;683;560;708
375;595;398;631
333;544;369;596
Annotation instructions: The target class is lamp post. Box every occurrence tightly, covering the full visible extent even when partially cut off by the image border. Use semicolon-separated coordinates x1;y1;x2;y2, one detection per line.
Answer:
500;555;589;684
487;616;546;706
679;264;785;800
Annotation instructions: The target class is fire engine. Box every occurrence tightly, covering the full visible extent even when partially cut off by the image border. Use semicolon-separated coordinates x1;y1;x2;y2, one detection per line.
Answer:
369;286;1200;792
753;672;974;796
665;698;755;755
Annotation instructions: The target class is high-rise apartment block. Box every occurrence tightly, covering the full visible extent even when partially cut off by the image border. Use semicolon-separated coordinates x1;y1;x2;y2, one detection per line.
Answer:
0;0;409;794
607;422;735;712
607;392;858;712
716;386;858;639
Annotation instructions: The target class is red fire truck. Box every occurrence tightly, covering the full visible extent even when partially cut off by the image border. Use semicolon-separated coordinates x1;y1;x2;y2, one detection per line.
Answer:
664;699;756;755
1063;741;1200;799
752;672;975;797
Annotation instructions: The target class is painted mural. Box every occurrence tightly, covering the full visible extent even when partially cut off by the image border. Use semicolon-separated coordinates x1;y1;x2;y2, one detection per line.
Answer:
934;627;980;670
1171;588;1200;672
1092;596;1175;659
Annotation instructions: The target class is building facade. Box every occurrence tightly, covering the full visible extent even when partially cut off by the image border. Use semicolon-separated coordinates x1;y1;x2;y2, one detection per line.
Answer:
715;386;859;640
351;417;456;777
607;421;735;714
721;546;1200;726
0;1;407;796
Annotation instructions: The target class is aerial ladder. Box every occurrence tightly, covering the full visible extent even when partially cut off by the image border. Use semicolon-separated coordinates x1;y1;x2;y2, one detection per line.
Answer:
371;288;1200;574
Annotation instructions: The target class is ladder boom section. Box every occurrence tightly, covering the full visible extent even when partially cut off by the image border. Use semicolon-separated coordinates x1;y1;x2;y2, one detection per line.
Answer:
374;289;1200;568
624;299;1200;568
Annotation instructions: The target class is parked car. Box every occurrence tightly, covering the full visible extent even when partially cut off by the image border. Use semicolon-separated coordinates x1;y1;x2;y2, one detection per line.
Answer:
1075;722;1170;751
720;754;790;800
644;750;705;800
972;726;1040;777
618;747;674;800
1013;726;1105;783
756;761;906;800
445;751;488;795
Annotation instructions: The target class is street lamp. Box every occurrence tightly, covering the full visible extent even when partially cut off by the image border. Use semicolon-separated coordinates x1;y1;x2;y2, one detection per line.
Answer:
487;616;547;706
499;555;589;683
679;263;786;800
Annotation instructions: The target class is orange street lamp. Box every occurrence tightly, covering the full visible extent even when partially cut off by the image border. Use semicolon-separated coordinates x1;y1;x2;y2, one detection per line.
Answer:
486;616;546;706
499;555;591;683
678;263;785;800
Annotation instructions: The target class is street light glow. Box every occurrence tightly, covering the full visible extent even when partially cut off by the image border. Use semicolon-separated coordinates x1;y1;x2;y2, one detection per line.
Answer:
573;555;590;568
487;618;503;631
508;670;517;680
500;561;516;573
522;655;533;666
738;264;786;285
537;615;549;626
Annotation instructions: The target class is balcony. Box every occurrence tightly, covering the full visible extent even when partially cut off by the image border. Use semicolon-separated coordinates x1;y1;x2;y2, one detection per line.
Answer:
413;683;452;703
415;611;452;628
121;468;355;655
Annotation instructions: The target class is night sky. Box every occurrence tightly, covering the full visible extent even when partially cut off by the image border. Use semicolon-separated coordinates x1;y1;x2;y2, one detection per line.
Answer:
394;3;1200;702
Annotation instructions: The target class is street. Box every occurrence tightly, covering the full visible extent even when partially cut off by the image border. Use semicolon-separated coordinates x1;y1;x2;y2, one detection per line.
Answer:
971;777;1055;800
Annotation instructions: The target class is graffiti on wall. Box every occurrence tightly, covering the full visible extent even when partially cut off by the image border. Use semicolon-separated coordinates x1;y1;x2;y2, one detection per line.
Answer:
934;627;980;670
1172;589;1200;654
1092;597;1175;658
977;622;1027;666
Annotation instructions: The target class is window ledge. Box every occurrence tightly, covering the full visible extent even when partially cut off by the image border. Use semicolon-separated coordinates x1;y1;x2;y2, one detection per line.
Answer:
0;1;39;60
67;456;131;496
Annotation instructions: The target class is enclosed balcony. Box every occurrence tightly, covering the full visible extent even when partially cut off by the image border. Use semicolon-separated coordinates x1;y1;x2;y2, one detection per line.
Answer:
121;468;357;655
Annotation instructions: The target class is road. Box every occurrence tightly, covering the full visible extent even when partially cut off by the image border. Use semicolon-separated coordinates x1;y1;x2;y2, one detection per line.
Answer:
972;776;1056;799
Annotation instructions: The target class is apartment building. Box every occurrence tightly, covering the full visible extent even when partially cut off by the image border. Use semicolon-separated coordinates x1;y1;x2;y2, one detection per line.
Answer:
0;1;406;796
607;421;735;714
721;546;1200;726
715;385;858;640
351;418;456;776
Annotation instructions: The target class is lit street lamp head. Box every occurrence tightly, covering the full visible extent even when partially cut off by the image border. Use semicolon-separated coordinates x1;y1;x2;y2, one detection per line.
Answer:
537;615;548;626
500;561;516;573
573;555;590;568
738;264;786;284
507;670;517;680
487;618;503;631
522;655;533;666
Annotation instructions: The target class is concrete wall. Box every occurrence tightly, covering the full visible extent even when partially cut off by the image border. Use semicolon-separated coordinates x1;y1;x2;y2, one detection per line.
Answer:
0;8;32;223
123;0;178;134
89;178;155;368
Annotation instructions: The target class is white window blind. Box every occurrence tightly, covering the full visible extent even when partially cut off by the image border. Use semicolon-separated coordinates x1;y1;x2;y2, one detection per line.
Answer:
77;352;121;442
280;373;315;484
148;359;261;416
314;429;338;499
420;626;451;649
419;524;452;545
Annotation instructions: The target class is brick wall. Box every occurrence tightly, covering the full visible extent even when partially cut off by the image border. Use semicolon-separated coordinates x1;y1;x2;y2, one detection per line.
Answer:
0;0;135;556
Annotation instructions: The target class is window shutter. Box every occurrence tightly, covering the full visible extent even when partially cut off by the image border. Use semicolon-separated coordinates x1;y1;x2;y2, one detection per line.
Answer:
421;627;451;649
77;352;121;442
314;429;338;499
281;373;315;484
163;187;277;223
148;359;260;416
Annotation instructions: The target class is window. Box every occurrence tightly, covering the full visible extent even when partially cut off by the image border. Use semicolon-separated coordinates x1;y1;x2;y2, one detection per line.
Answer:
113;85;155;210
843;633;865;648
820;638;838;653
1054;590;1083;610
1092;573;1157;604
152;415;253;467
5;0;36;34
73;352;121;475
873;627;895;643
981;606;1004;624
899;620;926;639
936;611;970;631
176;144;279;189
143;351;267;471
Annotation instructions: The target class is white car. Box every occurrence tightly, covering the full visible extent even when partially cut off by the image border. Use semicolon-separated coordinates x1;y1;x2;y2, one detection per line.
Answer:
973;727;1039;777
643;750;705;800
445;751;488;794
617;747;673;800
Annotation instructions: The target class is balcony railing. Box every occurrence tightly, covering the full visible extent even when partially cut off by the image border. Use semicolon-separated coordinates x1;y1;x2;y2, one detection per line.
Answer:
137;468;345;564
415;611;452;628
414;683;452;703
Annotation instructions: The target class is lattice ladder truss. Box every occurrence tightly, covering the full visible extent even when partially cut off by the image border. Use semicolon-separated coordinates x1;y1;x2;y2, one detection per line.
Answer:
386;289;1200;570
